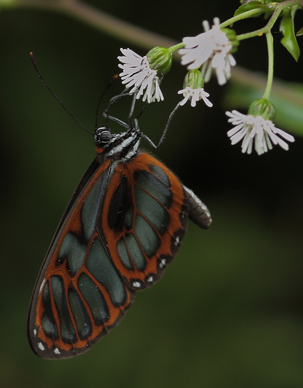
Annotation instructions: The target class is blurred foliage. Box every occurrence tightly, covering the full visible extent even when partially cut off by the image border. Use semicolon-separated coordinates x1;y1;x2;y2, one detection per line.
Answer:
1;1;303;388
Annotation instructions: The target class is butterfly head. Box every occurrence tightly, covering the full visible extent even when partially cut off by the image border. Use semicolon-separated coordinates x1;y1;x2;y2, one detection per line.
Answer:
94;126;141;161
94;126;112;145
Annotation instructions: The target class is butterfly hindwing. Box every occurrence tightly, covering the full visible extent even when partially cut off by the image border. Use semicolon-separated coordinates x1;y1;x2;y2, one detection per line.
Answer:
101;152;189;291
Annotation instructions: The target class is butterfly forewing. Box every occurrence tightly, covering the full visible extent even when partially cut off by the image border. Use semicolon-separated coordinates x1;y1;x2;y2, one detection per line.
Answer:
28;150;193;359
28;157;134;359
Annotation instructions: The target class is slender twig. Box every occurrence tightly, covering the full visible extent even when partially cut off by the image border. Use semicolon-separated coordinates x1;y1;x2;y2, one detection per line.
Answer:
7;0;177;49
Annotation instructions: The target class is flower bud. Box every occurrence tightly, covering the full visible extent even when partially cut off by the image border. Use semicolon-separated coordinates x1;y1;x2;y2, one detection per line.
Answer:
183;69;204;89
248;99;276;121
146;47;172;75
222;28;239;53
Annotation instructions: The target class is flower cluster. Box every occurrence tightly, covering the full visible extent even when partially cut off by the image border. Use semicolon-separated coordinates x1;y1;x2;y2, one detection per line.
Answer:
117;17;237;111
116;15;295;156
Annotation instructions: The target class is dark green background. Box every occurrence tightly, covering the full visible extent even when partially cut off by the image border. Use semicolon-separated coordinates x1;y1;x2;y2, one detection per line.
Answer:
1;1;303;387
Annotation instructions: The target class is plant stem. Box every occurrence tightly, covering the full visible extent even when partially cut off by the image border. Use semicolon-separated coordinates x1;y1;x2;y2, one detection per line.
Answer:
262;32;274;100
168;43;184;54
220;8;266;28
236;0;301;41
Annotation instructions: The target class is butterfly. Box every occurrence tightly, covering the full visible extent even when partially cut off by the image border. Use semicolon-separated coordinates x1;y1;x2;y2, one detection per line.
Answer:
27;89;212;359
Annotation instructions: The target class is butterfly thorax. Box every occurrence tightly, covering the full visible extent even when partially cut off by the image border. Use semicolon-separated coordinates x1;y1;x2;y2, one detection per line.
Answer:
94;127;141;162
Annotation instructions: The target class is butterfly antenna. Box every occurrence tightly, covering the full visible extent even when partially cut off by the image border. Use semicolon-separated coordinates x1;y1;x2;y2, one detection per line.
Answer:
30;52;93;135
95;74;119;130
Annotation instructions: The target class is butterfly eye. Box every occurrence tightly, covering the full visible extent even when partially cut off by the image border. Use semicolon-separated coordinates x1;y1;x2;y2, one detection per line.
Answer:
94;127;112;144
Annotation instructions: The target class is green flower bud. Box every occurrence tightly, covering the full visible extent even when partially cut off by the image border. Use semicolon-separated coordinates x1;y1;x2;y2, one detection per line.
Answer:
183;69;204;89
248;99;276;121
146;47;172;75
222;28;240;54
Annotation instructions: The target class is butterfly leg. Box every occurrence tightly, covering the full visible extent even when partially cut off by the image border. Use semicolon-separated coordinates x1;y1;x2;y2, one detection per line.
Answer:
103;89;133;129
139;102;181;149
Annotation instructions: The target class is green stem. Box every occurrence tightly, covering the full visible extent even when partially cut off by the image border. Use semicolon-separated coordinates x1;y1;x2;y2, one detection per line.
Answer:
262;32;274;100
220;8;266;28
236;0;301;41
237;9;281;41
168;43;184;54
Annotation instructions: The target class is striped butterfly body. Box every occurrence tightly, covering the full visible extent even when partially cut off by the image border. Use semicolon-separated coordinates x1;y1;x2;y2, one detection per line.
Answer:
28;124;212;359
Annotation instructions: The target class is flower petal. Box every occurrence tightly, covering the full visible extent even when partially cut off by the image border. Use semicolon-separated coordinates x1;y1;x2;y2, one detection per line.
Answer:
226;110;295;155
118;49;164;103
178;86;212;108
179;19;236;85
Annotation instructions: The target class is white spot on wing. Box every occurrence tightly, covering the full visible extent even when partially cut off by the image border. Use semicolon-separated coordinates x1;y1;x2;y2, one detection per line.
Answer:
133;281;141;288
159;259;166;268
38;342;45;351
33;329;37;337
147;276;153;283
174;236;180;246
54;348;61;355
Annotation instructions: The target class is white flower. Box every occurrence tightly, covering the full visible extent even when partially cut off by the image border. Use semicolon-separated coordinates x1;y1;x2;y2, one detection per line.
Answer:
178;87;213;107
179;18;236;85
226;110;295;155
118;48;164;103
